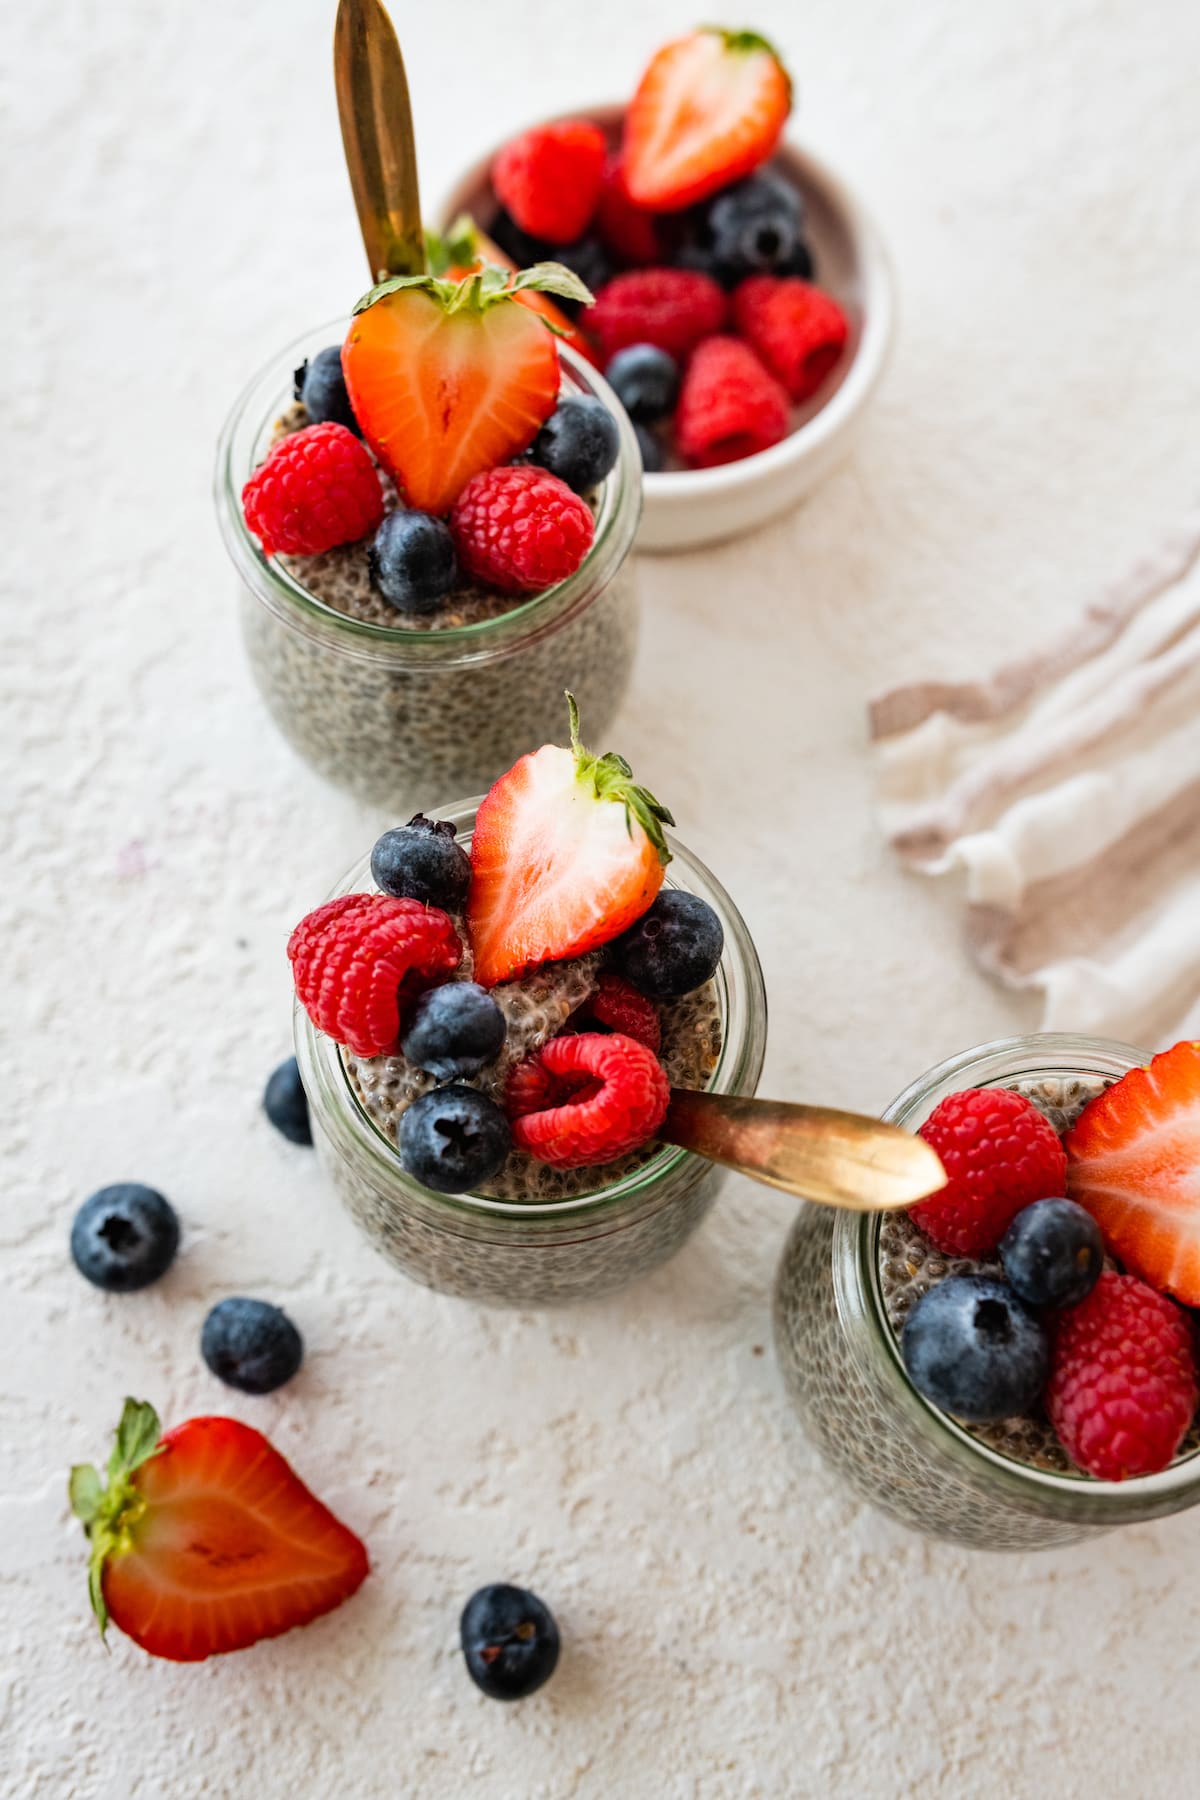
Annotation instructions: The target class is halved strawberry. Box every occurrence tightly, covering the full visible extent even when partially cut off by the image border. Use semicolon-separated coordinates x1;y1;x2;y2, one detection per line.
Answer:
342;263;591;515
467;696;673;988
70;1399;368;1661
1065;1040;1200;1305
622;28;792;212
428;215;601;369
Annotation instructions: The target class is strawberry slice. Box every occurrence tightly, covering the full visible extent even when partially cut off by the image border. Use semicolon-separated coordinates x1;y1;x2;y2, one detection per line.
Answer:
467;695;673;988
622;28;792;212
70;1399;368;1662
342;262;591;516
1065;1040;1200;1305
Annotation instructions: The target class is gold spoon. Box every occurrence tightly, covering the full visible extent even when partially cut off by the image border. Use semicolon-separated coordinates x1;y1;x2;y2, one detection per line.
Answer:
662;1089;945;1211
334;0;425;280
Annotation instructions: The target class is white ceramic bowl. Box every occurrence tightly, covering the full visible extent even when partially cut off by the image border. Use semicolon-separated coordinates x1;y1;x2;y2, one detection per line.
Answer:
438;103;895;553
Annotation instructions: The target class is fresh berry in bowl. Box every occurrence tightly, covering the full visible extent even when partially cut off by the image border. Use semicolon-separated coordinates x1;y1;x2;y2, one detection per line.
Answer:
436;26;894;550
289;698;767;1308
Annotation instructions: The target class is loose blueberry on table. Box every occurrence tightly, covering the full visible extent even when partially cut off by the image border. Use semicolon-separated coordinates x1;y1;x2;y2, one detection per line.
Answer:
288;697;726;1198
460;1583;561;1700
478;26;852;472
201;1296;304;1395
264;1055;313;1146
891;1041;1200;1481
71;1183;180;1293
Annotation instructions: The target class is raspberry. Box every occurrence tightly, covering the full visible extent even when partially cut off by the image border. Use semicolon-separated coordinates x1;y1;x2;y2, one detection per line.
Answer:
732;276;850;404
594;154;663;267
288;894;462;1058
492;121;608;245
449;466;594;596
242;422;384;557
674;336;789;468
576;972;661;1053
588;269;727;362
1047;1272;1198;1480
910;1088;1069;1257
505;1032;670;1170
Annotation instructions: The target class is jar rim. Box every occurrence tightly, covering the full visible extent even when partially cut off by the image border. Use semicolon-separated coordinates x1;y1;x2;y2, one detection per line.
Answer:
213;320;643;660
843;1032;1200;1512
295;802;768;1224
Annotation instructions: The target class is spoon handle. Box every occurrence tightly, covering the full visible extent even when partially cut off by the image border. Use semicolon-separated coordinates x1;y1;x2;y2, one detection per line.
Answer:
661;1089;946;1212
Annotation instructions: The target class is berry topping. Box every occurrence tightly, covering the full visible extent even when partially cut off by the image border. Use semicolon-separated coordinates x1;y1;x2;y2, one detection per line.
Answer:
595;153;664;266
488;207;550;269
604;344;680;423
461;1583;560;1701
732;275;850;404
294;345;361;434
908;1088;1069;1257
241;421;384;557
530;396;621;494
69;1400;368;1661
467;695;673;988
70;1184;180;1293
1064;1040;1200;1305
699;170;807;286
201;1297;304;1395
634;422;666;473
367;509;458;615
674;336;789;468
288;893;463;1058
589;267;727;362
577;971;662;1053
492;120;608;245
398;1085;512;1193
999;1198;1105;1310
901;1276;1049;1424
1046;1271;1198;1480
449;465;594;596
401;981;507;1081
551;236;616;310
371;814;472;912
506;1031;670;1170
613;890;724;999
263;1056;313;1147
342;263;590;516
623;28;792;212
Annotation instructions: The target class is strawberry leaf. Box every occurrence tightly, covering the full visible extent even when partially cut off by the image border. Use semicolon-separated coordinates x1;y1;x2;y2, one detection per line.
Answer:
566;693;674;864
71;1399;163;1641
108;1398;163;1482
68;1464;104;1528
353;260;593;320
510;263;594;308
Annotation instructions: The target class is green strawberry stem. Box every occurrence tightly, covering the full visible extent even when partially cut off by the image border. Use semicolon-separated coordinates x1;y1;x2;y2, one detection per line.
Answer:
700;24;793;100
353;260;593;321
566;693;674;865
69;1398;164;1638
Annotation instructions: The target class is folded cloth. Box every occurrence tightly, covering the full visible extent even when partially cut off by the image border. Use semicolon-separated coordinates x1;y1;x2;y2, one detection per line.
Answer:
870;514;1200;1048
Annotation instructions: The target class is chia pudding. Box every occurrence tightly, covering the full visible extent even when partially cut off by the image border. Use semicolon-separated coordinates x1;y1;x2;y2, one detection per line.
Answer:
216;323;642;809
774;1036;1200;1550
292;762;767;1309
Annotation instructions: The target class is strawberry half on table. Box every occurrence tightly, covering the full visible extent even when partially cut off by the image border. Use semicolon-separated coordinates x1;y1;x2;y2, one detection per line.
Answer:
69;1399;368;1661
623;27;793;212
1066;1040;1200;1306
468;695;674;988
342;261;592;516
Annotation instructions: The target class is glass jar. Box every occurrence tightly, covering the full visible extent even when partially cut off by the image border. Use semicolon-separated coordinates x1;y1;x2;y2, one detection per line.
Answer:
295;803;767;1308
214;323;643;808
773;1034;1200;1550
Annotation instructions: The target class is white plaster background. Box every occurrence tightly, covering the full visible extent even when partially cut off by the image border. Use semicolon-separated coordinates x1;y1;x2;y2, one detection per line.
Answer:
4;0;1200;1794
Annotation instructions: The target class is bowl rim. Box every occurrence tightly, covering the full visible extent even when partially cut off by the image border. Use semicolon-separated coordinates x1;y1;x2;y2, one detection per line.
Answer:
436;99;896;497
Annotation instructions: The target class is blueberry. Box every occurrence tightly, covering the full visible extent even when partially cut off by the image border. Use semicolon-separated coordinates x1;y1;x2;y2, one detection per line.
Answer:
293;345;361;435
999;1199;1104;1310
704;170;805;284
399;1086;511;1193
614;891;723;999
604;344;680;424
552;235;614;312
70;1184;180;1293
368;510;457;616
201;1297;303;1394
489;208;550;268
530;397;621;495
634;423;665;474
902;1276;1049;1423
401;982;506;1081
461;1584;560;1701
776;237;816;281
263;1056;312;1146
371;814;472;911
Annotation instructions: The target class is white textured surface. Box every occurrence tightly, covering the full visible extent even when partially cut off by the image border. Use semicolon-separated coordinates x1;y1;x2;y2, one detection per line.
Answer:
5;2;1200;1796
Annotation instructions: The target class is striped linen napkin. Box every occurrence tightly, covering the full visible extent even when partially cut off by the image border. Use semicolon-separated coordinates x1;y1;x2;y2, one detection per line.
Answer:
870;515;1200;1047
